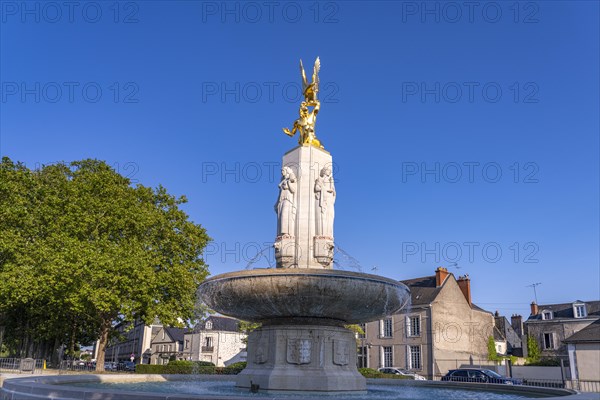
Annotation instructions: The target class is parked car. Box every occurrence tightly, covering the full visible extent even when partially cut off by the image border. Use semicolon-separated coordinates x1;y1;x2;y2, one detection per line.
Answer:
115;361;136;372
378;367;427;380
104;362;118;371
441;368;522;385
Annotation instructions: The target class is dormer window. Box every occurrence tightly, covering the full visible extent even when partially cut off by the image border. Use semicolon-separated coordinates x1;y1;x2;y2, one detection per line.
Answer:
206;321;213;330
541;310;553;320
573;303;587;318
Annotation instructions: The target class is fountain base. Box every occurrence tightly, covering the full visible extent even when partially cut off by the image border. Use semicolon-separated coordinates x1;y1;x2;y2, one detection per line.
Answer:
236;324;366;392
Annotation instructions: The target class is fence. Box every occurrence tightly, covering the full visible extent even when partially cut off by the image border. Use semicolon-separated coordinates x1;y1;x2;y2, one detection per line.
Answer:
0;358;44;374
57;360;97;374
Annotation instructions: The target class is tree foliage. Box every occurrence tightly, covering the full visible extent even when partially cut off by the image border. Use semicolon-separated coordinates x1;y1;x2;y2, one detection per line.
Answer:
525;334;541;364
487;336;501;361
0;157;210;370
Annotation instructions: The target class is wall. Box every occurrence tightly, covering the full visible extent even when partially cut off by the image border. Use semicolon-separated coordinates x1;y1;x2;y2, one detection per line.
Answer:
364;307;432;377
526;319;596;357
512;365;564;381
431;277;494;376
574;343;600;381
185;331;246;367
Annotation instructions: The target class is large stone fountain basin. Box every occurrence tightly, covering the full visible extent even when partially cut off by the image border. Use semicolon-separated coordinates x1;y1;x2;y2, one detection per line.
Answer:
198;269;410;324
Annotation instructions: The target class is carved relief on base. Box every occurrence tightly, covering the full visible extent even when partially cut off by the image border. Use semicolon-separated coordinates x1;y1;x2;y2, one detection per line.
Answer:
254;337;269;364
286;339;311;365
274;235;296;268
333;339;349;366
313;236;334;268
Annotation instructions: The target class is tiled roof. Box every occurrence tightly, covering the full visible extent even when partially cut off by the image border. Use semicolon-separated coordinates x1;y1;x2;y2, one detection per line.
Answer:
563;320;600;343
400;275;441;306
196;316;240;332
164;327;187;342
527;300;600;320
399;274;488;313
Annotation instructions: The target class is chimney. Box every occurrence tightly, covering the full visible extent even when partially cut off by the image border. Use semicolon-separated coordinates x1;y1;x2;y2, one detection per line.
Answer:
530;302;539;316
456;274;472;306
511;314;523;336
435;267;449;287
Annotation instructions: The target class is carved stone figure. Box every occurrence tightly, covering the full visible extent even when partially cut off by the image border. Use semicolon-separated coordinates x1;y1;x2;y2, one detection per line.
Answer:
275;167;297;237
314;166;335;238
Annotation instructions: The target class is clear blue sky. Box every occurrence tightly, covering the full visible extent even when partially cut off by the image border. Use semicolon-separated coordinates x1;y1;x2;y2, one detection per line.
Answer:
1;1;598;318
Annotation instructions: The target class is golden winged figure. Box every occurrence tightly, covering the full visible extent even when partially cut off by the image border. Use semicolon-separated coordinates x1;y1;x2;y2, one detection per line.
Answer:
300;57;320;105
283;57;324;149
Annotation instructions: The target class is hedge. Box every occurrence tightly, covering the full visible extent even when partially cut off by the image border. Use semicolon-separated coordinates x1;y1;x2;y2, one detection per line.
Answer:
135;361;247;375
358;368;413;379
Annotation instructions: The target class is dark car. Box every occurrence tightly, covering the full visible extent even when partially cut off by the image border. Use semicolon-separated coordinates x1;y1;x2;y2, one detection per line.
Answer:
442;368;522;385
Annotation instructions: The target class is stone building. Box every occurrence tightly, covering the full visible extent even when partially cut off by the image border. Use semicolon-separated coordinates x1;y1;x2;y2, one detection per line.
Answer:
150;326;188;365
184;316;246;367
493;312;524;357
362;267;495;379
524;300;600;361
564;319;600;383
102;320;162;364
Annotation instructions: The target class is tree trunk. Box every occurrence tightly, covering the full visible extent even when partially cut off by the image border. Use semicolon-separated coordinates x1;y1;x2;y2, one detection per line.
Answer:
95;319;112;372
51;337;60;367
68;319;77;360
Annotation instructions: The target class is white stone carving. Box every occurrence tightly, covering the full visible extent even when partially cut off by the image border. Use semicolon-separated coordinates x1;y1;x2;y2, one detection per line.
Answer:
314;166;335;238
275;167;296;237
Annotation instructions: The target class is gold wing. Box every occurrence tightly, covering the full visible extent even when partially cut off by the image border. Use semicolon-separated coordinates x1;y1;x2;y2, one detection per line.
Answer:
300;59;308;92
312;57;320;93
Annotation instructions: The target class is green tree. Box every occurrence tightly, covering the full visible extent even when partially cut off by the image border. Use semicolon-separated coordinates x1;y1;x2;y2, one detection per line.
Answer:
487;336;500;361
0;158;211;370
238;321;262;344
526;334;541;364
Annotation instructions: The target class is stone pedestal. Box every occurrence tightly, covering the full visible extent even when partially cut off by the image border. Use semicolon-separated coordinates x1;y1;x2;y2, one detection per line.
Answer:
236;324;366;392
274;145;335;269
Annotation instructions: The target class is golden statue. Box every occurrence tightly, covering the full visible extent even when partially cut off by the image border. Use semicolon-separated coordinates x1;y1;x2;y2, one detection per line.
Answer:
283;57;324;149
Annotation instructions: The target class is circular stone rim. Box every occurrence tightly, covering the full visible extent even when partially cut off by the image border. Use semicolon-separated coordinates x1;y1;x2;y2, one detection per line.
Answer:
198;268;410;324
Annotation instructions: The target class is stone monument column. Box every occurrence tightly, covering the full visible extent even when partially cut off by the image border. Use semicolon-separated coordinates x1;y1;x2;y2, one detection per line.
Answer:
276;145;334;269
275;57;335;269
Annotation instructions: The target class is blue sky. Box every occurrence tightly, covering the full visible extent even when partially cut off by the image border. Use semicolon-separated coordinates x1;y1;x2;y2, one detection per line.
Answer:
1;1;598;318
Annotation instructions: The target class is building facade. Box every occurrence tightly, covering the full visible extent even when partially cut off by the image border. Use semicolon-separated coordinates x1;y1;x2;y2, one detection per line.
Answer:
150;326;188;365
102;321;161;364
493;312;524;357
184;316;246;367
362;268;495;379
564;320;600;382
524;300;600;361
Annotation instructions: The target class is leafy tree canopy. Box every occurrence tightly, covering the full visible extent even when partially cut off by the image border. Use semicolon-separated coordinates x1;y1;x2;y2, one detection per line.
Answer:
0;157;211;370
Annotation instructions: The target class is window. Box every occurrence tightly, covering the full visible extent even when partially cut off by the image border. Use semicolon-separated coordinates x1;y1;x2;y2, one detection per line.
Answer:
357;346;368;368
358;323;366;339
543;333;555;349
542;310;553;320
185;340;189;349
408;345;421;370
452;370;468;378
381;318;393;338
383;346;393;368
408;316;421;337
205;336;213;347
574;304;587;318
206;321;213;330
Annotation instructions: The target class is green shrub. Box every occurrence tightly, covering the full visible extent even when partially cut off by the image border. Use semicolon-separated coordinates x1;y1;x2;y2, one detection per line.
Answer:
526;358;561;366
223;362;247;375
135;363;217;374
358;368;413;379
